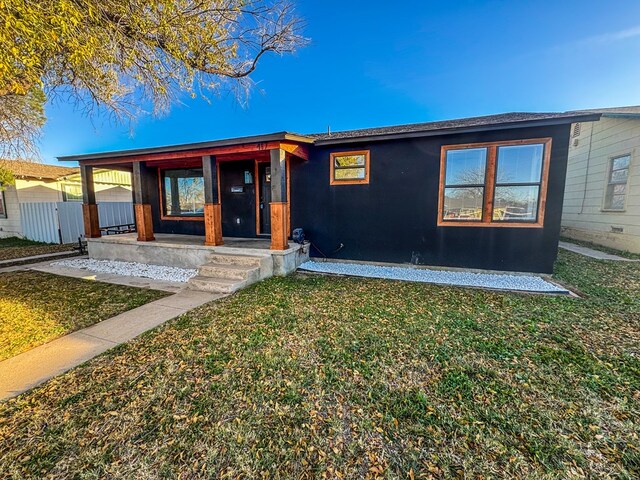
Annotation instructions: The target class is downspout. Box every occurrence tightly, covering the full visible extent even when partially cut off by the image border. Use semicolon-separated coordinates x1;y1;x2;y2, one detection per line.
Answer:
579;122;596;214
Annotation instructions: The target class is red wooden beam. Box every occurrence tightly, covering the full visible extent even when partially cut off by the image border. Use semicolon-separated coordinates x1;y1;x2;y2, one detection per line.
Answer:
78;141;309;167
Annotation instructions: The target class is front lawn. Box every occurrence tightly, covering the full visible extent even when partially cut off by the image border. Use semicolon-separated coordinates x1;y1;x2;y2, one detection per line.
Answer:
0;271;169;360
0;237;75;262
0;251;638;478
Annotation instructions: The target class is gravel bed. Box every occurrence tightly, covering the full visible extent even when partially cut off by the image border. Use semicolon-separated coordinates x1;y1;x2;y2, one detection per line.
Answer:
299;261;569;294
52;259;197;283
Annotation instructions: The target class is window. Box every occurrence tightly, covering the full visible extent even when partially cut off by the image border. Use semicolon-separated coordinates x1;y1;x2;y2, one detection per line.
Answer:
442;148;487;221
330;151;370;185
604;155;630;210
0;191;6;219
161;168;205;218
62;184;83;202
439;138;551;227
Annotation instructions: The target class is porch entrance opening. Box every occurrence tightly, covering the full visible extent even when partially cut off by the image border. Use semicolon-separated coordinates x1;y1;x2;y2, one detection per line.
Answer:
219;160;256;238
258;162;272;235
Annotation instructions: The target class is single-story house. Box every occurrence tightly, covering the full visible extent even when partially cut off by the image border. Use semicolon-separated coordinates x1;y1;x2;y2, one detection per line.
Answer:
0;159;132;239
562;106;640;254
58;111;600;275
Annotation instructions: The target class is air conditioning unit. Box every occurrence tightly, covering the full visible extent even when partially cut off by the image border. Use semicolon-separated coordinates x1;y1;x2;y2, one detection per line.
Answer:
572;138;579;147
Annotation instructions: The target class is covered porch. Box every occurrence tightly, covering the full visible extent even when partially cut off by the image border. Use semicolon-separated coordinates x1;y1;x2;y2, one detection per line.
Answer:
86;233;309;276
71;133;312;252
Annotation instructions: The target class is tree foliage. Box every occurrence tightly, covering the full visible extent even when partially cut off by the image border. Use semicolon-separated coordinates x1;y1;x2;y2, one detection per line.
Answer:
0;0;306;157
0;166;15;190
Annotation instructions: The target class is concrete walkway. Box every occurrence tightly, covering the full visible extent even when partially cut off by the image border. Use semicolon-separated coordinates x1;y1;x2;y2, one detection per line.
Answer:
559;241;639;261
0;289;223;401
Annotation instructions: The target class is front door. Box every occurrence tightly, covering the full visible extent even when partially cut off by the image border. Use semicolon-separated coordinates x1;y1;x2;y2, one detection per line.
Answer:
258;162;271;234
219;160;256;237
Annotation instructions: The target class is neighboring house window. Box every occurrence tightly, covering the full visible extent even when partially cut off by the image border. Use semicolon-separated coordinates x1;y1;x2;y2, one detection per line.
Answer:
0;191;6;219
604;154;630;211
330;151;370;185
62;184;83;202
438;138;551;227
160;168;205;218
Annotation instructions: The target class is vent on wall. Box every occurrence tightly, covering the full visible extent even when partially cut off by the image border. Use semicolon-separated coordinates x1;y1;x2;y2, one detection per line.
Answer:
611;226;624;234
572;122;581;138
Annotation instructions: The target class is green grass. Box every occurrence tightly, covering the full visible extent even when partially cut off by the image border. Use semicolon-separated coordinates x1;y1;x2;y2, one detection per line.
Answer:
0;237;48;248
0;271;169;360
0;251;638;478
0;237;75;262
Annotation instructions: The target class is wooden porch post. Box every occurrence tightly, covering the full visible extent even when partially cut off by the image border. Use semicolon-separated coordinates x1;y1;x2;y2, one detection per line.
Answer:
270;148;288;250
80;164;101;238
132;161;155;242
202;155;223;246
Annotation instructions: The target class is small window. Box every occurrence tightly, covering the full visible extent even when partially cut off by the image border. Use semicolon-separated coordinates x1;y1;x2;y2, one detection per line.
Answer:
62;184;83;202
0;190;6;219
438;138;551;228
604;155;630;210
161;168;205;218
330;151;370;185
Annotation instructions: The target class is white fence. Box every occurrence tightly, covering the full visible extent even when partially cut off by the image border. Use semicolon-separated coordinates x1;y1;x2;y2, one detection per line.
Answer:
20;202;134;244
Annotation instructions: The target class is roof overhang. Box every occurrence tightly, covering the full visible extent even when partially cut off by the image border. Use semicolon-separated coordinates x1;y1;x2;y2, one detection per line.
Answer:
57;132;314;165
313;114;602;146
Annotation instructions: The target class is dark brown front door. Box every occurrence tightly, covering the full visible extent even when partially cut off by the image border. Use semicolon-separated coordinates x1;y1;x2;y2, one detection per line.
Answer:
219;160;256;238
258;163;271;234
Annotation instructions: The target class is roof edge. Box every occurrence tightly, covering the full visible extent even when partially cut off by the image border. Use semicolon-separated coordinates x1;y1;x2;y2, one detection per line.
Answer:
57;131;314;163
313;114;602;145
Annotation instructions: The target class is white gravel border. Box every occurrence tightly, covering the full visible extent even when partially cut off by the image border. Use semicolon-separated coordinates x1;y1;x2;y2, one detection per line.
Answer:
299;261;569;294
52;258;197;283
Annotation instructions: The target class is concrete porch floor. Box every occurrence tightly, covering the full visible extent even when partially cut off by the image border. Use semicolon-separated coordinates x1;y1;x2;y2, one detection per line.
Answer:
87;233;309;275
94;233;275;250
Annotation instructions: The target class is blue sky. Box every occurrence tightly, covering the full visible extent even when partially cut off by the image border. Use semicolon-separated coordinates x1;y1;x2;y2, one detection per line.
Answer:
47;0;640;166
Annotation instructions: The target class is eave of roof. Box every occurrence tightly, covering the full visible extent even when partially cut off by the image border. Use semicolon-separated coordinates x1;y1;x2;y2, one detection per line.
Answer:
57;111;602;163
311;112;602;145
58;132;315;163
570;106;640;118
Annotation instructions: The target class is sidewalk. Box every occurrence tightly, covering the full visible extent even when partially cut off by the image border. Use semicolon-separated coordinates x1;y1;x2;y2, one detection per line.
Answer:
0;289;223;401
559;241;639;261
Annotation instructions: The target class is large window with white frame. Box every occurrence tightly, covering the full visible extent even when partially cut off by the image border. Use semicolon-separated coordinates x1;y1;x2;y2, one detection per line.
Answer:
438;138;552;227
603;154;630;211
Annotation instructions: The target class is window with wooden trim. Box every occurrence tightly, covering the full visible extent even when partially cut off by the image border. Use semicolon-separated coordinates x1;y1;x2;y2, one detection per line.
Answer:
604;154;630;211
0;191;6;219
330;151;370;185
438;138;552;227
160;168;205;218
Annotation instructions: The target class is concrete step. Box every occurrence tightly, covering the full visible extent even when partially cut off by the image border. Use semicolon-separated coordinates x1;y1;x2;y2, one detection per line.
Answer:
188;276;246;294
198;262;260;281
207;252;266;268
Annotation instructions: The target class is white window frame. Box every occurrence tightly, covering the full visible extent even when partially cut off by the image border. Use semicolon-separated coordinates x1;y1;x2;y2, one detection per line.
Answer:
602;153;631;212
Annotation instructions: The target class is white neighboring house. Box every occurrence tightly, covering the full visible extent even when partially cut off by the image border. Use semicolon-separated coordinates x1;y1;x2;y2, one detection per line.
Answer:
562;106;640;254
0;159;132;239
